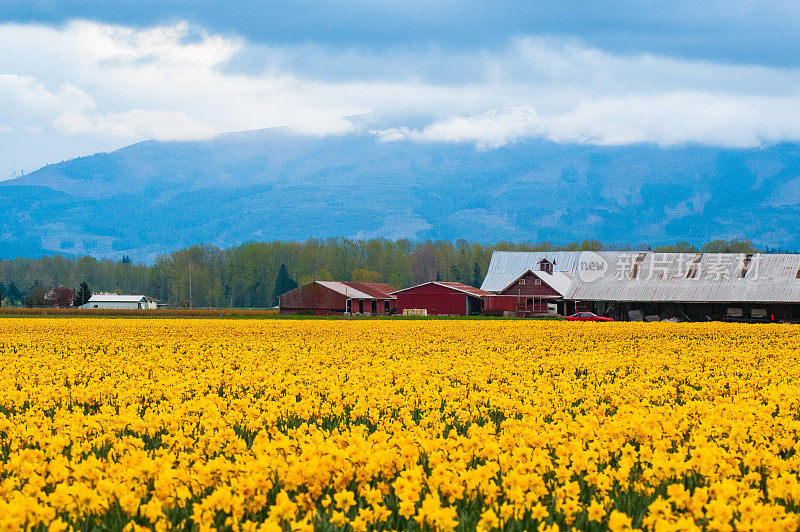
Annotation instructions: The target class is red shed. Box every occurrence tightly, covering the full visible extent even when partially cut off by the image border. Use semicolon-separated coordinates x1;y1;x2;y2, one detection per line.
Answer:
391;281;495;316
279;281;397;315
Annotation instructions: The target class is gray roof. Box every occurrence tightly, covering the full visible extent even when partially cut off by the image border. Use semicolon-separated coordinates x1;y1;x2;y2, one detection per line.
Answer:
483;251;800;303
316;281;374;299
533;271;574;296
87;294;153;302
480;251;582;292
567;252;800;303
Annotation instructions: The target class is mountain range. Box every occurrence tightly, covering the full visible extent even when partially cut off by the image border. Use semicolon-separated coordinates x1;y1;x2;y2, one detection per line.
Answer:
2;128;800;262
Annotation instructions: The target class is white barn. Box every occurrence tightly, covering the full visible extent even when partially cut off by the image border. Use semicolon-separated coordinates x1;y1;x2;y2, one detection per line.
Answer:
81;294;159;310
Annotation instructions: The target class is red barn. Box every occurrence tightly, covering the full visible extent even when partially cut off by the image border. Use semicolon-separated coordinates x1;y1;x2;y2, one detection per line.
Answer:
391;281;495;316
279;281;397;315
484;266;573;316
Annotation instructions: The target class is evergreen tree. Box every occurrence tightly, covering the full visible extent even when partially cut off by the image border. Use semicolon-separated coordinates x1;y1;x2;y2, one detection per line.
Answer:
7;282;22;305
449;264;461;282
472;262;482;288
272;263;298;306
73;281;92;307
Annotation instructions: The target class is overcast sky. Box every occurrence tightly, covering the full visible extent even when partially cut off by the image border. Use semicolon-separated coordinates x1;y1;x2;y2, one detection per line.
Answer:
2;1;800;178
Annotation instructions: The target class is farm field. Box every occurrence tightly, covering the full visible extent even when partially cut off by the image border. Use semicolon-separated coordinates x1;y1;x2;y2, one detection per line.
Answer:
2;319;800;531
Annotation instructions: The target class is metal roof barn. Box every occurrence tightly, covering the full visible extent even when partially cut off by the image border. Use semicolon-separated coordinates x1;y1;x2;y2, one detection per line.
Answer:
482;250;800;320
485;268;574;316
566;252;800;303
483;250;800;304
279;281;396;315
82;294;158;310
481;251;581;292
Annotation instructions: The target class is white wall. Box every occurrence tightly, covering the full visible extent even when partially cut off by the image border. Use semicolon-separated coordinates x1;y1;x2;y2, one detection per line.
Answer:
81;300;156;309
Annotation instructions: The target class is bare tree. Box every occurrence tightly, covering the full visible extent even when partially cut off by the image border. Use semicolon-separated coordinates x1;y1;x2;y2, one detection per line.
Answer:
411;243;441;284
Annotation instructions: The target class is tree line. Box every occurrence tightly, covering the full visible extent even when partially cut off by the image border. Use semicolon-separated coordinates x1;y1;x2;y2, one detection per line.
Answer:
0;237;761;308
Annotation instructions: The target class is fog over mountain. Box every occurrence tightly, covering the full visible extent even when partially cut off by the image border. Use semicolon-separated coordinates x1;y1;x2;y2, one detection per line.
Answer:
2;128;800;262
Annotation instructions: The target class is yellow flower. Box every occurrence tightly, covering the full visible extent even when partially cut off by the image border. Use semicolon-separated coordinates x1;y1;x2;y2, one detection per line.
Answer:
334;489;356;513
477;508;500;532
608;510;634;532
587;500;605;522
47;518;69;532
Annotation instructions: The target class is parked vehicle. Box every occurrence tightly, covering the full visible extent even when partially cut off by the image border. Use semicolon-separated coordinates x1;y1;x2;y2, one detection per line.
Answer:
566;312;614;322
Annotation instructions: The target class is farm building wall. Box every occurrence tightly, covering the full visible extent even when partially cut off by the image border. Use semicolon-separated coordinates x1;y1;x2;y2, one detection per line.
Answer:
279;283;347;314
395;285;474;316
83;301;147;310
589;301;800;322
345;298;392;315
485;296;551;314
498;271;562;298
279;282;396;315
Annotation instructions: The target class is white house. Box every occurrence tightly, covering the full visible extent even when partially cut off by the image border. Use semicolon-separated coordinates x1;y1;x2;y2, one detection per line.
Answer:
81;294;159;310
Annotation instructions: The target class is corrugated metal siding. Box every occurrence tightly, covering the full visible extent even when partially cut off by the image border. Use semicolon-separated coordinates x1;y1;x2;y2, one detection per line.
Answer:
88;295;149;303
481;251;582;292
279;282;347;311
435;282;495;297
345;283;397;299
394;283;477;316
316;281;375;300
567;253;800;303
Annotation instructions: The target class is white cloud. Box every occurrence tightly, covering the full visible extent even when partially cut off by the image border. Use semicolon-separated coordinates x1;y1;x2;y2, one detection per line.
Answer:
376;108;546;150
2;20;800;177
379;94;800;149
53;110;217;140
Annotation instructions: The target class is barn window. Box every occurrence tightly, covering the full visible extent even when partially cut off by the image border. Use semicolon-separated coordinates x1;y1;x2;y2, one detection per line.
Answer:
534;279;542;285
519;279;525;285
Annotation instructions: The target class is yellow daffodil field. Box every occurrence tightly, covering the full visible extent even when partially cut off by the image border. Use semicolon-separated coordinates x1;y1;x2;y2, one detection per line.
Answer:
2;318;800;532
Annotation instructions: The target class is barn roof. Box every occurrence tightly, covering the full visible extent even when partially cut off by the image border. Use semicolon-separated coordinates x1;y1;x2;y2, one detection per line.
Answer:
391;281;495;298
566;252;800;303
498;269;573;297
309;281;395;300
315;281;376;300
87;294;153;303
344;283;397;299
481;251;581;292
483;250;800;303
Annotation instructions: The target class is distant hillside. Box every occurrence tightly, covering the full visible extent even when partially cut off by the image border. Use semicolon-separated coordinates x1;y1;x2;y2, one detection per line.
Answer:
2;128;800;261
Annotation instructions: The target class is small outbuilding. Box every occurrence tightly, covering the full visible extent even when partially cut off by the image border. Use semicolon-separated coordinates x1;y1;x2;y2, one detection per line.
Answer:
391;281;495;316
279;281;397;315
81;294;159;310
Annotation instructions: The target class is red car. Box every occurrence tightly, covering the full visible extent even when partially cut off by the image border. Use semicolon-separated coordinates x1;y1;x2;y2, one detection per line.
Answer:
566;312;614;322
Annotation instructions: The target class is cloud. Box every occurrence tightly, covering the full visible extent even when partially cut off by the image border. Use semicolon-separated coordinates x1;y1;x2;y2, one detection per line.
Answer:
376;108;546;150
2;19;800;177
53;110;217;140
377;94;800;149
